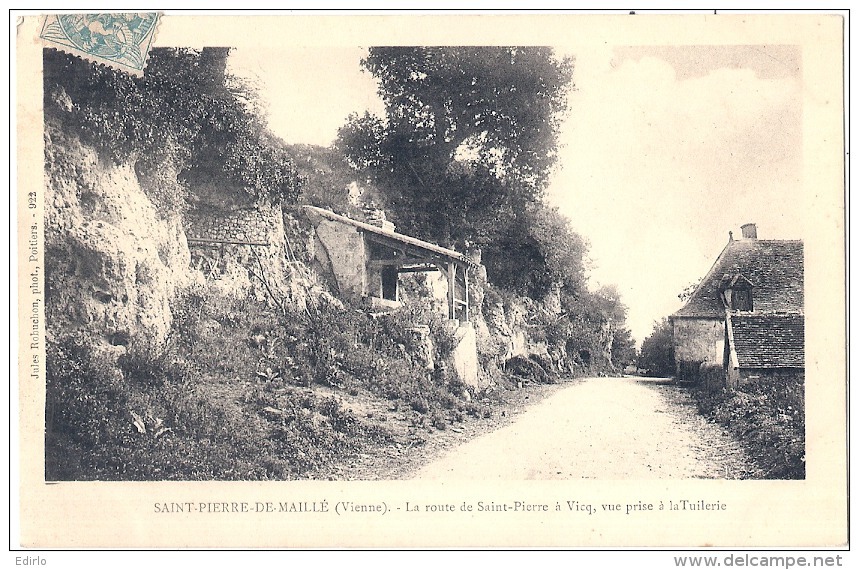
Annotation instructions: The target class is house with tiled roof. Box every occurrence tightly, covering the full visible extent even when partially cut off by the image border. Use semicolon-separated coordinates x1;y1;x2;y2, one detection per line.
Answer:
669;223;804;389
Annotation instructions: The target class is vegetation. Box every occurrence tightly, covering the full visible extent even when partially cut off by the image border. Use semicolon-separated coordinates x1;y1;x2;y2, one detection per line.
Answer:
337;47;575;289
337;47;633;371
484;205;587;300
610;327;637;370
46;288;490;480
337;47;572;238
283;144;369;216
43;46;640;480
43;47;301;206
638;318;675;376
691;375;805;479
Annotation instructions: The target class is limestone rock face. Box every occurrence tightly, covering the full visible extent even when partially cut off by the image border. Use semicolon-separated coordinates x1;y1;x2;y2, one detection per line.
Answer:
44;126;194;351
598;320;615;364
451;323;479;388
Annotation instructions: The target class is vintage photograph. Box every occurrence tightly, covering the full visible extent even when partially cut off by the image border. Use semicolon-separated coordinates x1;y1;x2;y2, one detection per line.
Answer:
40;37;806;482
16;12;846;548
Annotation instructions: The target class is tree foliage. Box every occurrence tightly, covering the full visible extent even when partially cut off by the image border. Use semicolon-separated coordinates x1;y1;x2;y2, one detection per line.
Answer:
283;143;386;218
678;280;700;303
483;205;588;298
43;47;301;205
363;46;572;184
638;318;675;376
589;285;628;325
582;285;637;368
610;327;637;369
337;46;574;247
336;46;578;300
333;46;643;372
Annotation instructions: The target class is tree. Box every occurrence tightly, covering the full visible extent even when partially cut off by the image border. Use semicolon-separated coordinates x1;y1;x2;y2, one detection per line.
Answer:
43;47;301;205
483;204;588;298
678;280;700;303
610;327;637;369
589;284;628;325
638;318;675;376
336;46;574;249
283;143;388;219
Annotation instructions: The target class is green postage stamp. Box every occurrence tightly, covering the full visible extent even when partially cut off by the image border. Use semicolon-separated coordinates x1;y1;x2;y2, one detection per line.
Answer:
39;13;160;75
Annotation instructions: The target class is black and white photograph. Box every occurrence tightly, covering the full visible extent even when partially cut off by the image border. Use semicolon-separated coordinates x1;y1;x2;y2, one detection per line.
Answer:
13;10;847;550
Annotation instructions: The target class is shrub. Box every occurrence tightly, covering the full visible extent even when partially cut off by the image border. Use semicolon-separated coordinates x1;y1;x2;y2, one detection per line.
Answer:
45;335;237;480
374;301;459;362
639;318;675;377
691;375;805;480
47;272;489;480
698;363;726;391
45;325;391;481
45;336;129;470
44;48;301;206
503;355;556;384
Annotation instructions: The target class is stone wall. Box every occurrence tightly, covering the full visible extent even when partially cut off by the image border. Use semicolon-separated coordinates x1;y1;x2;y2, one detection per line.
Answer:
311;218;367;299
672;317;725;382
185;203;330;313
734;367;805;392
185;207;272;245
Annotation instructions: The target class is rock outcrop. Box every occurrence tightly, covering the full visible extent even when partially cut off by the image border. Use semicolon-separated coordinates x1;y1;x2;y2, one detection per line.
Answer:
44;124;195;353
44;121;337;358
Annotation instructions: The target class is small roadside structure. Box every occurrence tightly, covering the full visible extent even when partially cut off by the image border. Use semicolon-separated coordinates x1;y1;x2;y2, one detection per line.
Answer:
303;205;476;321
302;205;481;387
669;223;804;389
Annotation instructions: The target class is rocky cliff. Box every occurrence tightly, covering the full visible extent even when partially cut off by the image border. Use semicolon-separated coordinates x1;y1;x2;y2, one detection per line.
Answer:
44;123;195;353
43;120;329;356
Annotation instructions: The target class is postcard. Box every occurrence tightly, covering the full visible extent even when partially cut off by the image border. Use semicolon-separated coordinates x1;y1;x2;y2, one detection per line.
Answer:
13;11;847;548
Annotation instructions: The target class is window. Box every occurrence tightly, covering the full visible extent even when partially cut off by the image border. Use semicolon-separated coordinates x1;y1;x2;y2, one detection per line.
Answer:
720;274;754;312
734;288;753;311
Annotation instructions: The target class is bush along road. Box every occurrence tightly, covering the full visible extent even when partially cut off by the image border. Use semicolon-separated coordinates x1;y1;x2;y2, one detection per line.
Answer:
410;376;758;480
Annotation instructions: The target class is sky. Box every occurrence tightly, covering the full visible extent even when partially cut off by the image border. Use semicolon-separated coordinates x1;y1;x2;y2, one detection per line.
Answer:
546;44;803;343
228;47;385;148
228;44;804;345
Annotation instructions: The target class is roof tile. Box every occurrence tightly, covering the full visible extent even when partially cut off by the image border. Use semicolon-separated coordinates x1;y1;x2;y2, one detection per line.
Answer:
672;239;804;318
731;314;805;368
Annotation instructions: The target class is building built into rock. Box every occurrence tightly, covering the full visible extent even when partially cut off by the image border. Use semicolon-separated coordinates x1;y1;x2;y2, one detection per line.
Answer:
302;205;481;387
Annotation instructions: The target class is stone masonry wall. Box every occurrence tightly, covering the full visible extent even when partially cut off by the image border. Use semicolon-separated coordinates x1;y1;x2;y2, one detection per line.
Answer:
184;203;331;313
673;318;725;380
185;207;272;244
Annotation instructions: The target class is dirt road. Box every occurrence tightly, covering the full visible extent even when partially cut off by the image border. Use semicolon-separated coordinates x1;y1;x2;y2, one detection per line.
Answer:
413;376;754;479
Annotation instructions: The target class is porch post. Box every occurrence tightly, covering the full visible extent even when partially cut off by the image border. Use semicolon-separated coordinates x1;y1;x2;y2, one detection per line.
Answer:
447;261;457;320
462;265;469;322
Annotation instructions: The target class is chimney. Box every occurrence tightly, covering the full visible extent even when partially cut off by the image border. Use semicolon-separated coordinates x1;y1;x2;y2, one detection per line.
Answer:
740;223;757;239
363;205;396;233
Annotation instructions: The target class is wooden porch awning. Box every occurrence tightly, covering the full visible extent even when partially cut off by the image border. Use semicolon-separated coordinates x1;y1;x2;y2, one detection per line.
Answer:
304;206;477;268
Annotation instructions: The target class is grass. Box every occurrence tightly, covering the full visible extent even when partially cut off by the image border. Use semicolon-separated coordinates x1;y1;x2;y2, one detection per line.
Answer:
45;286;488;480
